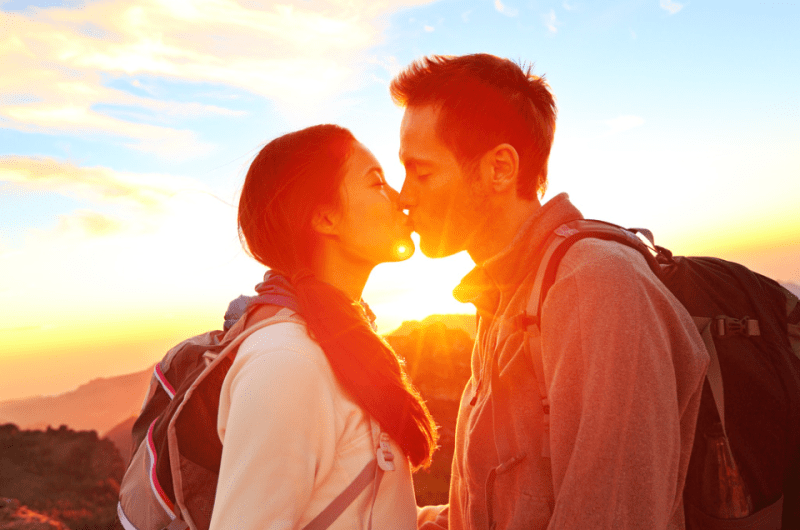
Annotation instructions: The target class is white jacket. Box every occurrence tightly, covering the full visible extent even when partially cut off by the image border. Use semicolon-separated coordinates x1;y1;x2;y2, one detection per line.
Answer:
209;318;418;530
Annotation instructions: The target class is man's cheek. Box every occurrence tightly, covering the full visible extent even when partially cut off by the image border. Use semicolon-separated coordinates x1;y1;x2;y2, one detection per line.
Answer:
428;194;446;215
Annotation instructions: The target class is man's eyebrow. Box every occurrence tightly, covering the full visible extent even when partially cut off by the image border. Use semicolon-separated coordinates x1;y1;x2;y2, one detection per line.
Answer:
399;157;431;170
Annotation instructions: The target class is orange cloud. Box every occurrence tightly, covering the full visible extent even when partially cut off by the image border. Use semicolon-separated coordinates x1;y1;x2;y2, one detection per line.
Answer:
0;155;206;211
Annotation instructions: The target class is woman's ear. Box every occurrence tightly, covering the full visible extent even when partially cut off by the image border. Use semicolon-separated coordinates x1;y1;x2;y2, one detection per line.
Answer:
311;206;341;237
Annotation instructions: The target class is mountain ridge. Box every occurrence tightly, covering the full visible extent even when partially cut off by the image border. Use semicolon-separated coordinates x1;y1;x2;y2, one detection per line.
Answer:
388;313;476;339
5;280;797;438
783;283;800;298
0;314;477;437
0;368;152;437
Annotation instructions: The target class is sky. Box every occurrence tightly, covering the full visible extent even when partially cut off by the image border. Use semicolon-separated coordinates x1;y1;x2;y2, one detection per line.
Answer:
1;0;799;401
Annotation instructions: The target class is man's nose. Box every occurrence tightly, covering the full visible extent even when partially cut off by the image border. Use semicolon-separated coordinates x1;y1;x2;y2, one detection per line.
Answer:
386;185;402;205
398;180;414;210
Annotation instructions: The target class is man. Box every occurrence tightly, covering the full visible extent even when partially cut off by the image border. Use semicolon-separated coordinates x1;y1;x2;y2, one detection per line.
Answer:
392;54;709;529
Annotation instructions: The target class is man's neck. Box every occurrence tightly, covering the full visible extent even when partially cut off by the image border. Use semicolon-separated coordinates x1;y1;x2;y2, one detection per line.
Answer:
467;197;541;264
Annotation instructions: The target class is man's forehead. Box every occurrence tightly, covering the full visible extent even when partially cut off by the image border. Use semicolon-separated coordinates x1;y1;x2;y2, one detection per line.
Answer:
399;105;443;163
399;145;438;166
401;104;442;132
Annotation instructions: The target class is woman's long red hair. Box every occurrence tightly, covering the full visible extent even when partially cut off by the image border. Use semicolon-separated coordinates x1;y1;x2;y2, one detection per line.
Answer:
237;124;437;469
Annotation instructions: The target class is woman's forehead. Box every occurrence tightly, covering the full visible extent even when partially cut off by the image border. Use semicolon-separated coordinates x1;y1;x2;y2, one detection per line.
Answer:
346;142;383;179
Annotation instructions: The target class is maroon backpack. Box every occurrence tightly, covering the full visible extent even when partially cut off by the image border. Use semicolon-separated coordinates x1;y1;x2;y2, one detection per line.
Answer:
117;307;385;530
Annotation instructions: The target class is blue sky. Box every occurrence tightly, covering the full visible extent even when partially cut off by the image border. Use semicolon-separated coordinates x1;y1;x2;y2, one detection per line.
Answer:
1;0;799;400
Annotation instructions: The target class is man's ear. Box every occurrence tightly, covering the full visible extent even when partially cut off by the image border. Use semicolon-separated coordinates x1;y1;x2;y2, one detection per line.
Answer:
311;206;341;237
480;143;519;193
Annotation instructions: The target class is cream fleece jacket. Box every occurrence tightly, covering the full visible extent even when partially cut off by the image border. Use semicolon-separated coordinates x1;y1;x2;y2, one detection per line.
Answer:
209;319;418;530
419;194;709;530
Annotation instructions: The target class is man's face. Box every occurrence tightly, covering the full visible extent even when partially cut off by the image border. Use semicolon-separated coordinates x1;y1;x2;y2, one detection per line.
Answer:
398;105;486;258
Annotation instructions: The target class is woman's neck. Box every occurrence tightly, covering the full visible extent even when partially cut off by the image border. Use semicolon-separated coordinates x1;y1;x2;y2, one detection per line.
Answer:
311;249;373;301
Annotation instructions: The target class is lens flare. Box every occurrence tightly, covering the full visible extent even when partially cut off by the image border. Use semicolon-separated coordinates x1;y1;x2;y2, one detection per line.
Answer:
395;244;411;259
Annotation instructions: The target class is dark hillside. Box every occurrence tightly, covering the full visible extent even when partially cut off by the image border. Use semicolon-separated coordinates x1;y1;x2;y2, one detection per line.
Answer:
0;498;69;530
390;313;476;340
387;319;473;505
0;424;124;530
102;416;136;466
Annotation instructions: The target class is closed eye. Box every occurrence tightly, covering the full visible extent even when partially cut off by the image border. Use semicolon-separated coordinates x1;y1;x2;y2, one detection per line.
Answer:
369;168;388;186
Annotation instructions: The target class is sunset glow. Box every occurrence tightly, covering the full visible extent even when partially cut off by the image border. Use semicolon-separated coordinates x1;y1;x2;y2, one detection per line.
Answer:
2;0;798;402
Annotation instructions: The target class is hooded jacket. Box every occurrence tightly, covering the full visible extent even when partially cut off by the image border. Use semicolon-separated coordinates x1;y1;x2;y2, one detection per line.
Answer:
418;193;709;530
210;273;417;530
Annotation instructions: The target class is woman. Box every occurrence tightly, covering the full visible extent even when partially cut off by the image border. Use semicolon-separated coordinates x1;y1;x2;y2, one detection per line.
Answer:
209;124;437;529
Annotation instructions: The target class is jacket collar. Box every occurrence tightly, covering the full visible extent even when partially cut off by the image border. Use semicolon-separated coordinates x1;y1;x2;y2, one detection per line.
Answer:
453;193;584;315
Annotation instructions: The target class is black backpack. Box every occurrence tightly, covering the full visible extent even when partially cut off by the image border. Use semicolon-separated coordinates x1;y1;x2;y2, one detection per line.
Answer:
523;219;800;530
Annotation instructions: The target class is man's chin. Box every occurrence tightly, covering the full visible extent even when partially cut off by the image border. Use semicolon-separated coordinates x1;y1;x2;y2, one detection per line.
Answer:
418;235;461;259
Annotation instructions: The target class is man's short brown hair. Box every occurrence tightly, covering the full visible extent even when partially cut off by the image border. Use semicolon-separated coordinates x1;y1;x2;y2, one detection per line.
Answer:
390;53;557;200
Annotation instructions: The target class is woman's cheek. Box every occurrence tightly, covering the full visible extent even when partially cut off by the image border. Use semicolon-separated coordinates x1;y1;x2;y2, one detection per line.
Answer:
366;200;390;223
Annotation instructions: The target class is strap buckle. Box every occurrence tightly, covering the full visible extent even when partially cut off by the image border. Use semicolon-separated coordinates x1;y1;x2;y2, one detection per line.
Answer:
714;316;760;337
514;312;539;329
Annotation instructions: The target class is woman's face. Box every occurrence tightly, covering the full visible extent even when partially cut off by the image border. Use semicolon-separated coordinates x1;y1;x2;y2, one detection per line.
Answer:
327;141;415;266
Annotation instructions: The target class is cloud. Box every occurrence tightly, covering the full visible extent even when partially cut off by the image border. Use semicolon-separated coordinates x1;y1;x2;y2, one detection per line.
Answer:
368;55;406;85
53;210;125;238
371;55;403;78
660;0;684;15
1;102;214;158
0;156;206;211
0;155;264;363
494;0;518;17
544;9;559;33
424;24;435;31
562;1;578;11
0;0;437;149
0;156;250;310
462;10;472;22
605;115;645;135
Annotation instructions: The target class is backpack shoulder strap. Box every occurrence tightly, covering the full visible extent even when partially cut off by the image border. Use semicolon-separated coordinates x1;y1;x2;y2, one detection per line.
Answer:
302;460;381;530
523;220;660;459
522;225;573;458
691;316;727;436
303;418;392;530
532;220;660;322
168;308;304;528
